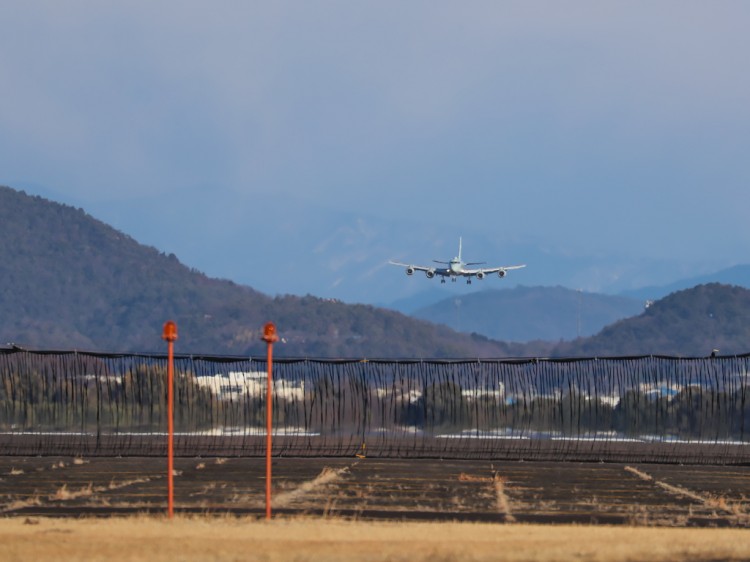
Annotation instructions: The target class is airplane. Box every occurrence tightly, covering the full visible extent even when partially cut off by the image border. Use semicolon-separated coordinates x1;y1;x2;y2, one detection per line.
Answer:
389;238;526;284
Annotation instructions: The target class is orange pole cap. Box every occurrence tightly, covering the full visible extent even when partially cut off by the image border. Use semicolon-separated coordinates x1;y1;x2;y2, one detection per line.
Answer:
262;322;279;343
162;320;178;342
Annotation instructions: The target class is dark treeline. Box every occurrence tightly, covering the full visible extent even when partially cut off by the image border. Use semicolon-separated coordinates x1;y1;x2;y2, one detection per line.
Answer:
397;385;750;441
2;352;749;447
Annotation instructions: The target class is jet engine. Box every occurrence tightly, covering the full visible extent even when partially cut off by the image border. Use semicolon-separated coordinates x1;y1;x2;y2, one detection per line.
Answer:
497;269;507;278
426;269;436;279
476;271;485;280
406;267;415;276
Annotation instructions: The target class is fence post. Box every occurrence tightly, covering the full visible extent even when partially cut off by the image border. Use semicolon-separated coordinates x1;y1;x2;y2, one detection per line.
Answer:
162;320;178;519
262;322;279;520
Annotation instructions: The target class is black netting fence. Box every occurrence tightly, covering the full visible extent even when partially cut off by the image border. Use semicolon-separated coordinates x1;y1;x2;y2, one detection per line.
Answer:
1;349;750;464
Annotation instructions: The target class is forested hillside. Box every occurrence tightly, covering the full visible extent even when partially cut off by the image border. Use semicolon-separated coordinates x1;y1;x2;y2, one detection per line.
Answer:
553;283;750;357
0;186;527;357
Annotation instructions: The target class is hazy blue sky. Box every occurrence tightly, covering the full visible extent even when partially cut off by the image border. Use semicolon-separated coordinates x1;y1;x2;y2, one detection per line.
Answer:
2;2;749;302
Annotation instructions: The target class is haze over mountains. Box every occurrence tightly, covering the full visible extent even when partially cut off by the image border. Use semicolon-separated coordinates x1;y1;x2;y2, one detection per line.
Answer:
411;287;645;343
23;181;740;310
621;265;750;302
3;3;750;356
2;184;750;358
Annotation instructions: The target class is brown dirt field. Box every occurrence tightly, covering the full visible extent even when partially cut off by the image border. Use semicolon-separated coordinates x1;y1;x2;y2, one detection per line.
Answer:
1;517;750;562
3;457;750;526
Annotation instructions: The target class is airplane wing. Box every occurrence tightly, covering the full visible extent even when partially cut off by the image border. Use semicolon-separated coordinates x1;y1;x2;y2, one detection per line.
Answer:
463;264;526;275
388;260;450;277
388;260;432;272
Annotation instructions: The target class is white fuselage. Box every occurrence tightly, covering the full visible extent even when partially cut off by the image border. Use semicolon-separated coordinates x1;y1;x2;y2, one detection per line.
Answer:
448;259;464;275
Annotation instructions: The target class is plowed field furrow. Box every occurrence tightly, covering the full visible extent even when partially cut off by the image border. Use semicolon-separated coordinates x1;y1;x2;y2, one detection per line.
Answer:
1;457;749;525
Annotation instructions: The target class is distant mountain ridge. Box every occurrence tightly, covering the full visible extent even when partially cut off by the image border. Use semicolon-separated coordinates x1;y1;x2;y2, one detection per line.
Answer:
409;286;644;342
3;184;750;359
621;265;750;301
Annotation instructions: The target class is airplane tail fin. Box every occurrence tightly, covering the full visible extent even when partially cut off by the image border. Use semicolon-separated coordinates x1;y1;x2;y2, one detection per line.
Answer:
458;237;462;262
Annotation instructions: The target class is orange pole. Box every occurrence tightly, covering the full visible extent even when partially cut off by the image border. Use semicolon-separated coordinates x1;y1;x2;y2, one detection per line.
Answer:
167;339;174;519
265;339;273;519
162;321;178;519
262;322;279;520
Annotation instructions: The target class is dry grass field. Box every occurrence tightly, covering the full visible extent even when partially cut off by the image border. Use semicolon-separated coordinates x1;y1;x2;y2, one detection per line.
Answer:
1;516;750;562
